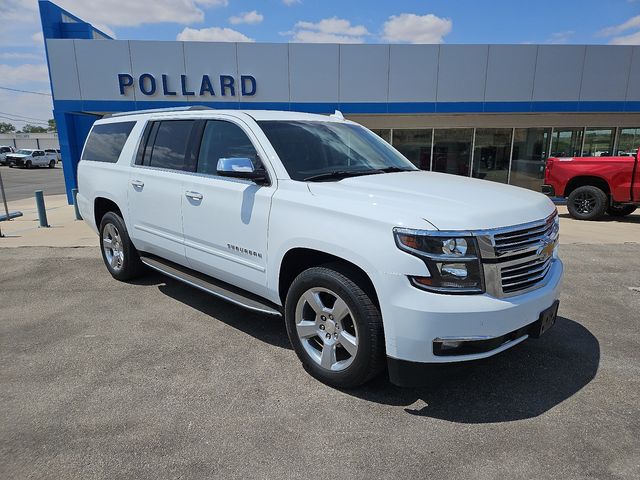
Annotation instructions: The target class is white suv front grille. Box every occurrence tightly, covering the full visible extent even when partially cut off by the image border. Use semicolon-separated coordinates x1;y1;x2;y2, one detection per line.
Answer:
476;212;559;298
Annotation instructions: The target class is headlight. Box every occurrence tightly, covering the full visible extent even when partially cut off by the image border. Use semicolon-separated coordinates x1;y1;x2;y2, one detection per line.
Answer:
393;228;484;294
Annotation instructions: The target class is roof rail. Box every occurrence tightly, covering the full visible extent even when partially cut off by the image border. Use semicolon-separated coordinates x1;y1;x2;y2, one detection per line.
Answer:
105;105;213;118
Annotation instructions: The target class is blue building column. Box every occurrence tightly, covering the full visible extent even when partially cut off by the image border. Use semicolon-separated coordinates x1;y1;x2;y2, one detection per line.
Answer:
54;109;100;203
39;0;112;203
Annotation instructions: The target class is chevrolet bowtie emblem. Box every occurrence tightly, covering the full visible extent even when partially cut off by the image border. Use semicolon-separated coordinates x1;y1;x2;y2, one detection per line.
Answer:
537;238;555;259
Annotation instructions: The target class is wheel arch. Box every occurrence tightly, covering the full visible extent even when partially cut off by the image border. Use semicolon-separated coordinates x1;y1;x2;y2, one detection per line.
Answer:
278;247;379;308
94;196;123;230
564;175;611;197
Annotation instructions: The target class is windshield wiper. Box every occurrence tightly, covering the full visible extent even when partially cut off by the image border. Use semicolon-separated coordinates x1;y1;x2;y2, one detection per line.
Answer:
375;166;418;173
303;170;382;182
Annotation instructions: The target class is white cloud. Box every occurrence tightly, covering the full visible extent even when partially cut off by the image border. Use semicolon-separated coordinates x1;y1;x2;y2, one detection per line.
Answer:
0;52;43;60
283;0;301;5
598;15;640;45
31;32;44;44
598;15;640;36
0;90;54;130
229;10;263;25
382;13;452;44
609;30;640;45
546;30;575;44
286;17;369;43
177;27;254;42
52;0;228;27
0;64;50;86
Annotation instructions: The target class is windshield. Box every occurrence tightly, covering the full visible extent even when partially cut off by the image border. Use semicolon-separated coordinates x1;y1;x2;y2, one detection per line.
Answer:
16;149;32;155
258;121;416;181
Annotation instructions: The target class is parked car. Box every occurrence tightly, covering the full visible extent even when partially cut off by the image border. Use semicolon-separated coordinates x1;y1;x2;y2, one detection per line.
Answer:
77;107;563;388
543;149;640;220
45;148;61;162
5;149;58;169
0;145;15;165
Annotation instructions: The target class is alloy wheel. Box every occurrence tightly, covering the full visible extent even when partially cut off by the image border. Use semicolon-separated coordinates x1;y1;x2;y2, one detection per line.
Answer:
294;287;359;371
102;223;124;271
573;192;597;215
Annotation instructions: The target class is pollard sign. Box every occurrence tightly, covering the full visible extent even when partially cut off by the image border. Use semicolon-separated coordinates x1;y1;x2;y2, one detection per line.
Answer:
117;73;257;97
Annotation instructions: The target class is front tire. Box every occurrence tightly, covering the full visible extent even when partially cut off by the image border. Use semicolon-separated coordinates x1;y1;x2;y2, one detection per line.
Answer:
25;160;32;169
284;264;385;388
567;185;607;220
606;204;636;217
99;211;144;281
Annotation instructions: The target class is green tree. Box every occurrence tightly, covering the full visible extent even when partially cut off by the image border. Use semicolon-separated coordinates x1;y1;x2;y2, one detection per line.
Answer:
47;118;57;132
21;124;48;133
0;122;16;133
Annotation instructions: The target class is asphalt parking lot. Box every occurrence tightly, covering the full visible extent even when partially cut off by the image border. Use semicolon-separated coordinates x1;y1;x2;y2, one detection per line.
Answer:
1;242;639;479
0;164;66;202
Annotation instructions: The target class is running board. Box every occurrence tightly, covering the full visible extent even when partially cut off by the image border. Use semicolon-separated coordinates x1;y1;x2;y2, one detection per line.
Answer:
139;254;282;316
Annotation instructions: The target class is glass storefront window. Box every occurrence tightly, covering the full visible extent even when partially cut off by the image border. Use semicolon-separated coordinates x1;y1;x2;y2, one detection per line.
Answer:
510;127;551;191
432;128;473;176
371;129;391;144
582;128;615;156
551;127;583;157
616;128;640;156
391;129;432;170
472;128;512;183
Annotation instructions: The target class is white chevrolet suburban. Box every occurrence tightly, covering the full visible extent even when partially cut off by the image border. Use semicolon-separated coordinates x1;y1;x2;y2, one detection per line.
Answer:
6;148;57;168
77;106;563;387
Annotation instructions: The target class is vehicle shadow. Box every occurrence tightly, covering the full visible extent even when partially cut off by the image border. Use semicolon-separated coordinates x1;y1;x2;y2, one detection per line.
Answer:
135;273;599;423
559;213;640;224
345;316;600;423
133;272;291;350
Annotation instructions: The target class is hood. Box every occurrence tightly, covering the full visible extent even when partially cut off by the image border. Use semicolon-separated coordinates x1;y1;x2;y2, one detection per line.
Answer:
307;171;556;230
8;153;28;158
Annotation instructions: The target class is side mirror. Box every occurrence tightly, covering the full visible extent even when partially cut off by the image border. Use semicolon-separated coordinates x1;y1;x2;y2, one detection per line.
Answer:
216;157;269;185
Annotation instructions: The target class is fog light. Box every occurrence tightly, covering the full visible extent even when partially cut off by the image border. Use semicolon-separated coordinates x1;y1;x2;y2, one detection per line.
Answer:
440;340;462;349
439;263;468;279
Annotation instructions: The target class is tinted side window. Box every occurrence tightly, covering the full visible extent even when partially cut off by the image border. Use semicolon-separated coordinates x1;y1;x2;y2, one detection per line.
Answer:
82;121;136;163
148;120;196;171
197;120;259;175
1;147;11;153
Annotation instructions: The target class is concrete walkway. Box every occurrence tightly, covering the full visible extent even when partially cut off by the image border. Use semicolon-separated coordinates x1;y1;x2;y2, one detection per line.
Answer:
0;194;98;247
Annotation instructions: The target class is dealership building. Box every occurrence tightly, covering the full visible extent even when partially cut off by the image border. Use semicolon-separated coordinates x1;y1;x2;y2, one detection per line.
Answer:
38;0;640;202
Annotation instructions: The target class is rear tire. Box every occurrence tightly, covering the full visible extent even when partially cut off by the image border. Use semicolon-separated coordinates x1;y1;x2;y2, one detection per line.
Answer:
567;185;607;220
606;204;636;217
48;160;55;168
99;211;144;281
284;264;385;388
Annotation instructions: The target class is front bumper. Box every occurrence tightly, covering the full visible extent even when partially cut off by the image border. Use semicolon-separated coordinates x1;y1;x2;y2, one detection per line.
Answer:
378;257;564;371
541;184;555;196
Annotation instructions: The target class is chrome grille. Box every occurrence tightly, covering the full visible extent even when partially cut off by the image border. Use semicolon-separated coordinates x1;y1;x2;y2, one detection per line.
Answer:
500;255;553;294
493;215;556;256
477;212;559;297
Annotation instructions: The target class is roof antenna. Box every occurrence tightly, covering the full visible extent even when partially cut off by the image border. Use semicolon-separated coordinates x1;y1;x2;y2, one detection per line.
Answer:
330;110;344;120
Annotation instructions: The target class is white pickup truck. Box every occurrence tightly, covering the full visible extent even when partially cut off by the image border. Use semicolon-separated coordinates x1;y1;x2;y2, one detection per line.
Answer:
0;145;15;165
77;107;563;387
6;149;57;168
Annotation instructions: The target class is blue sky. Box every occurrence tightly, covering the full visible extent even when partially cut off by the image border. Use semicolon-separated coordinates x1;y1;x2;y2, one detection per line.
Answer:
0;0;638;128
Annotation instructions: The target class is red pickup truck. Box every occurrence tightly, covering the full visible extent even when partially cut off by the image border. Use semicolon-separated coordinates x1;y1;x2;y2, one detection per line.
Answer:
542;150;639;220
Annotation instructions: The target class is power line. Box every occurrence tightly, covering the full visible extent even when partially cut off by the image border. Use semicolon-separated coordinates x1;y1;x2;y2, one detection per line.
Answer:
0;110;49;122
0;86;52;96
0;115;49;126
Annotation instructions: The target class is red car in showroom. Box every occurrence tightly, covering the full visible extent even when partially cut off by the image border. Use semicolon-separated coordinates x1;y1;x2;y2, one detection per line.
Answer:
543;149;639;220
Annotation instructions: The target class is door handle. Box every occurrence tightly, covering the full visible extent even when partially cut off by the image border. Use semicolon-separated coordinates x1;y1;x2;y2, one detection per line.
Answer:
131;180;144;188
185;191;203;201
